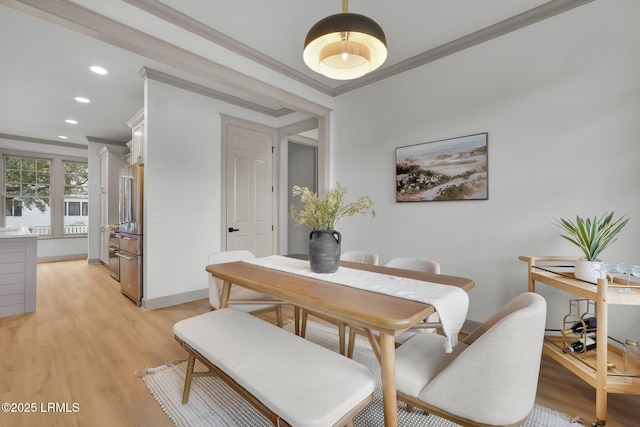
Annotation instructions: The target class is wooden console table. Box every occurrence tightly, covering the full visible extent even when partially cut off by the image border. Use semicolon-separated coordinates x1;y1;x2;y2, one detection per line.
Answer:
520;256;640;426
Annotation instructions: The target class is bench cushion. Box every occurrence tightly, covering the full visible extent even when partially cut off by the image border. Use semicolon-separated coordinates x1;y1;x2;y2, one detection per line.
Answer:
174;309;375;427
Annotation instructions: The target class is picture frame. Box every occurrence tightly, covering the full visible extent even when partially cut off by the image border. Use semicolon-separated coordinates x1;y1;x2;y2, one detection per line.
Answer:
395;133;488;202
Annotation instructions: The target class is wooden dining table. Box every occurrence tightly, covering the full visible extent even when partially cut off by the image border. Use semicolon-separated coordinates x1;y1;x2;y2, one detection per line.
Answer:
206;258;475;427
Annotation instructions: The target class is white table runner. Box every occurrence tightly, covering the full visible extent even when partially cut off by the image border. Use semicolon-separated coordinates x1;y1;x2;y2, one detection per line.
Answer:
243;255;469;352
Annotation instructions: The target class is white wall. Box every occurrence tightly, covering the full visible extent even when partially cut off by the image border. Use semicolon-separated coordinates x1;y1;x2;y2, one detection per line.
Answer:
142;79;309;307
331;1;640;338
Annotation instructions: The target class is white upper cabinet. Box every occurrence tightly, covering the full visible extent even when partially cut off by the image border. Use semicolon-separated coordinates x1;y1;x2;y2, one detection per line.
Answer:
127;108;145;164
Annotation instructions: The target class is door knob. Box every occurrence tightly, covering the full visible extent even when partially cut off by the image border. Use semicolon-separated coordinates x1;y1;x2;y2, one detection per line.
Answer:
228;227;240;232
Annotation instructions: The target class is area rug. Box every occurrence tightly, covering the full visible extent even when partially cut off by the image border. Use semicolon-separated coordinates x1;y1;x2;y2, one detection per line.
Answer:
139;321;583;427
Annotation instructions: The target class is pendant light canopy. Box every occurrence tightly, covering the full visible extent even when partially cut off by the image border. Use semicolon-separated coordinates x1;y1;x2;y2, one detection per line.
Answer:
303;0;387;80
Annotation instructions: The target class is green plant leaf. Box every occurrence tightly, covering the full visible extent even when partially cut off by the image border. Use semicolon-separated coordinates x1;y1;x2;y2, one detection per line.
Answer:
553;212;629;261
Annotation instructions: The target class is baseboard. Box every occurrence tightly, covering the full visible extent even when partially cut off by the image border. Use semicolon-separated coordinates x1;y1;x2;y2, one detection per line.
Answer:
37;254;88;263
142;288;208;310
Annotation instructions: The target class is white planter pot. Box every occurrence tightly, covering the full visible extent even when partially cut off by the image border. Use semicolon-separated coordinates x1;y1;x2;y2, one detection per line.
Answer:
574;259;600;283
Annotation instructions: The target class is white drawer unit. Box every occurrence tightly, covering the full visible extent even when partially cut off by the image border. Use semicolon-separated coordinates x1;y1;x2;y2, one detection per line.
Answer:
0;234;37;318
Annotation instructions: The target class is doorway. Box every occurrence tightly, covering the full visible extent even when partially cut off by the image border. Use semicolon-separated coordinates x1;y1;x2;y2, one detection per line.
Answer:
224;120;275;257
287;141;317;256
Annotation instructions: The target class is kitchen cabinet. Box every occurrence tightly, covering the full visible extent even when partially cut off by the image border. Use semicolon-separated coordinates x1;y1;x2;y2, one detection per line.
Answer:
0;229;37;318
520;256;640;426
97;146;125;265
126;108;144;165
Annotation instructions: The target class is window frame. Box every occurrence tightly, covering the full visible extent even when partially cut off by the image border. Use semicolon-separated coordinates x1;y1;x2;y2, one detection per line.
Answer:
2;149;88;238
62;159;89;236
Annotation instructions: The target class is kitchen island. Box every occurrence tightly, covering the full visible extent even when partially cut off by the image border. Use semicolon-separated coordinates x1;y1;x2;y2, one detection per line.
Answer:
0;227;37;317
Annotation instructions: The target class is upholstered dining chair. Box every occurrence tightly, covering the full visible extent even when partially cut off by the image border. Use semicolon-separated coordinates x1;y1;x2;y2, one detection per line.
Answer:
385;257;442;337
340;250;380;265
299;250;380;356
385;257;440;274
345;256;442;358
207;250;284;327
395;292;547;427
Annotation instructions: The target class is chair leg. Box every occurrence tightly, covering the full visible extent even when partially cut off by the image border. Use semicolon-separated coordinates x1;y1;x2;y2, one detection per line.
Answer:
347;327;356;359
182;353;196;404
300;310;308;338
275;306;283;327
338;322;346;356
294;306;300;335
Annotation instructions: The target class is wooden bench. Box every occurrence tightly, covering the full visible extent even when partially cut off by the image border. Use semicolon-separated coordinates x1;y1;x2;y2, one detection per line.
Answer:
173;308;376;427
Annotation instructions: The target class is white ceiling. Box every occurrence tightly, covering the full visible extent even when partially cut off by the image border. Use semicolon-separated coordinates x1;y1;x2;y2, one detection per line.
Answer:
0;0;592;147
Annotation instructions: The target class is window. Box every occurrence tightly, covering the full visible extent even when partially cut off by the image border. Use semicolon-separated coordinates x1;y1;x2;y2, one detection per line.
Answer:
63;161;89;235
4;155;51;234
3;153;88;237
64;201;88;216
66;201;80;216
64;161;89;197
5;198;23;217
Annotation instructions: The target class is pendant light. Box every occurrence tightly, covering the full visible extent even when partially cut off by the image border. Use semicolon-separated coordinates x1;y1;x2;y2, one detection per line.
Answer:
303;0;387;80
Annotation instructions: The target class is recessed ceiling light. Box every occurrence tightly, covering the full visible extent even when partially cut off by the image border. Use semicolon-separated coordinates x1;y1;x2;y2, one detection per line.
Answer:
90;66;108;75
65;119;78;124
58;135;68;139
75;96;90;103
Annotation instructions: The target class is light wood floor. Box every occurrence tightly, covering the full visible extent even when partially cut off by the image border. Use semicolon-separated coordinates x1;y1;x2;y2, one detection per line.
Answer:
0;260;638;427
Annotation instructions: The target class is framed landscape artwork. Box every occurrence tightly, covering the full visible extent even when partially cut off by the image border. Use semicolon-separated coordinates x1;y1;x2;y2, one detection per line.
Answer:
395;133;488;202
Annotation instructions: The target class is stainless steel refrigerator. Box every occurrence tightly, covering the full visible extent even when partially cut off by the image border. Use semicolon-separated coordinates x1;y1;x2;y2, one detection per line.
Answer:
116;163;144;306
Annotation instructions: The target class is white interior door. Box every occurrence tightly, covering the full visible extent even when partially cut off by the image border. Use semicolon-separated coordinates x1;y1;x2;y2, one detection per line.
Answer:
226;123;274;257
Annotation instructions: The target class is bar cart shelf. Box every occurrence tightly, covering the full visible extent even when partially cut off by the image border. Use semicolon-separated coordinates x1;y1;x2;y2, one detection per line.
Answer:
519;256;640;426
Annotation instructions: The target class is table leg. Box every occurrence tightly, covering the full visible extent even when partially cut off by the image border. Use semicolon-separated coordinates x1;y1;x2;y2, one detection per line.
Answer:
379;332;398;427
219;280;231;309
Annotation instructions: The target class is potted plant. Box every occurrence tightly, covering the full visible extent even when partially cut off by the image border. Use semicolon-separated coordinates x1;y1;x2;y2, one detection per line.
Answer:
290;183;375;273
553;212;629;282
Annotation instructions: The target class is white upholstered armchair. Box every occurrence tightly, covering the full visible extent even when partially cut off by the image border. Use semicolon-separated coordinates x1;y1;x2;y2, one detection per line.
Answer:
384;257;440;274
340;250;380;265
384;256;442;338
345;256;443;358
395;292;547;427
207;250;285;327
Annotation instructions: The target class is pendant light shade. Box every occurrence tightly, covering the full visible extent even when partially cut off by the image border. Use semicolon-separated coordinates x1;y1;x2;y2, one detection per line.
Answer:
303;2;387;80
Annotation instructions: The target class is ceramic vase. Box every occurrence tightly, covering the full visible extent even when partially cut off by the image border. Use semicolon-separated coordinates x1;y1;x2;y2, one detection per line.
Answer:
309;230;341;273
574;259;599;283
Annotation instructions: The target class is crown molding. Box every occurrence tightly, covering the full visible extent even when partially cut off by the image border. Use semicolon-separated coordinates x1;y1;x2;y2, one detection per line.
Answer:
287;134;318;147
0;133;88;149
2;0;593;103
277;117;319;136
123;0;336;97
86;136;128;146
139;67;294;117
334;0;595;95
121;0;594;96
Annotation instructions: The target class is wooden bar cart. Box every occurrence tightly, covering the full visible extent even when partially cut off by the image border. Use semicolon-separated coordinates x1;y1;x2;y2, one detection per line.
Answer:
520;256;640;426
